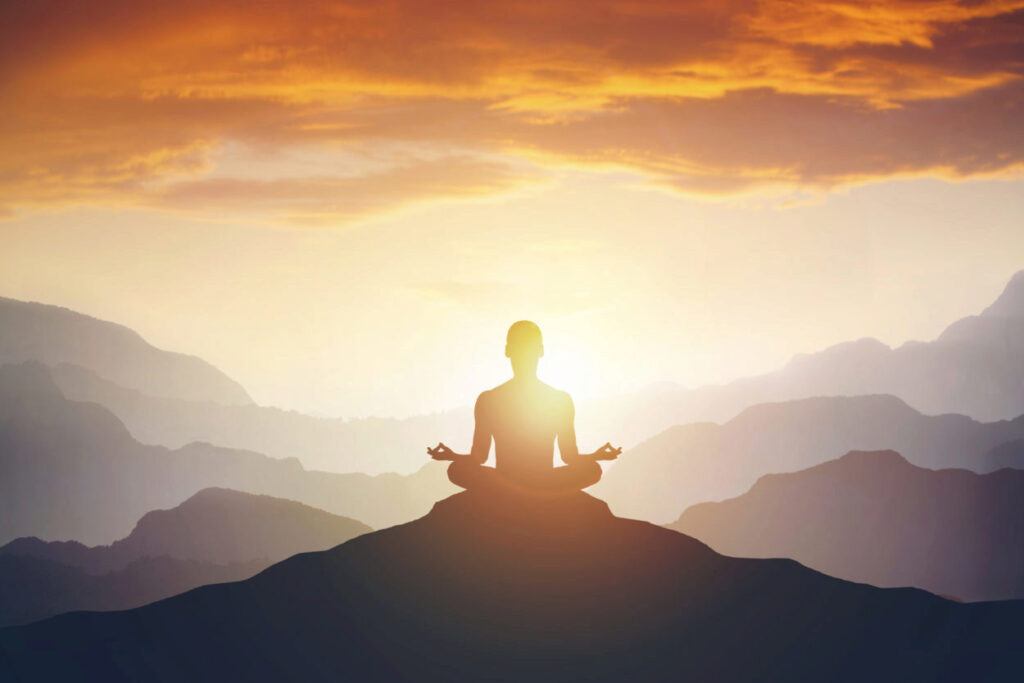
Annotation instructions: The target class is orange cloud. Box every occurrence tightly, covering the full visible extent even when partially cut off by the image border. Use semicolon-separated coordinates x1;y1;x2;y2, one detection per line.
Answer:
152;156;543;224
2;0;1022;217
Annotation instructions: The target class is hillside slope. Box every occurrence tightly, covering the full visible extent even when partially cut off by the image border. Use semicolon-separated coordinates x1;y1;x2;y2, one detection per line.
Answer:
1;491;1021;682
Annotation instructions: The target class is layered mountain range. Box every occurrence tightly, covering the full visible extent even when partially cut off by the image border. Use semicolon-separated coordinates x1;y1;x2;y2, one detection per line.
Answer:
0;296;251;406
0;362;453;546
0;487;372;573
47;361;467;475
0;488;370;627
670;451;1024;602
595;394;1024;523
3;269;1024;476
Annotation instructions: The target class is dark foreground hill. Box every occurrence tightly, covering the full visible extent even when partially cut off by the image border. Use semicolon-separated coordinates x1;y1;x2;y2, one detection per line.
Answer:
670;451;1024;602
0;489;371;627
0;555;265;629
1;492;1021;683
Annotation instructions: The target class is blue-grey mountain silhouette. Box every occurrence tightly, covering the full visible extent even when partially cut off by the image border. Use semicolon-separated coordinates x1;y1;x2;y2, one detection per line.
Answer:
0;488;369;627
0;296;251;405
983;439;1024;471
0;362;452;546
670;450;1024;602
595;394;1024;522
582;268;1024;449
0;488;371;573
48;360;466;475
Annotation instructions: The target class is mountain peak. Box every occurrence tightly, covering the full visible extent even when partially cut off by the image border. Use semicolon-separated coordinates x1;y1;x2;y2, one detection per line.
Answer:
748;450;913;493
981;269;1024;317
730;394;918;426
117;488;372;565
834;448;910;467
783;337;890;371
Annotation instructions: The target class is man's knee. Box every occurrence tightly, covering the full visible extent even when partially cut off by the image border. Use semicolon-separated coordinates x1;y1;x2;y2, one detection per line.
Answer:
556;459;602;490
447;459;476;489
448;459;499;490
576;459;602;489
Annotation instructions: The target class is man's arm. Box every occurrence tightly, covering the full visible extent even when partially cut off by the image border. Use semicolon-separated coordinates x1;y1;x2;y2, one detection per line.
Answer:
558;392;621;464
468;392;492;465
427;392;492;463
557;392;581;465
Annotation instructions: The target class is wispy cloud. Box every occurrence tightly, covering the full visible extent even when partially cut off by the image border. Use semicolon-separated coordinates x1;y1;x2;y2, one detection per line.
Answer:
152;156;543;224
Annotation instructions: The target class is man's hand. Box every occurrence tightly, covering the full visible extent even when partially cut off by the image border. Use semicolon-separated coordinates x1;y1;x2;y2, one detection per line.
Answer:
588;442;622;461
427;442;461;461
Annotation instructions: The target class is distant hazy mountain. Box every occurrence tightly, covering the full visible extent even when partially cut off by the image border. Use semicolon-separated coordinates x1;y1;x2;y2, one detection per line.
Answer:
0;488;371;573
6;268;1024;476
984;439;1024;471
0;488;370;627
0;297;251;405
2;491;1021;682
49;361;467;475
594;394;1024;523
581;269;1024;449
670;451;1024;602
0;363;454;546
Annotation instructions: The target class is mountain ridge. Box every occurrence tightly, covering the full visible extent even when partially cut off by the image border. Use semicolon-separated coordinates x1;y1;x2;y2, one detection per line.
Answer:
670;450;1024;601
0;362;454;546
6;268;1024;474
0;487;372;574
0;296;252;406
595;393;1024;523
0;488;370;626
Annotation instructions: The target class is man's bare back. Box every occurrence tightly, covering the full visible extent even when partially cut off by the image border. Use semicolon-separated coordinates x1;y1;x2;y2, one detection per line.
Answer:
476;378;574;483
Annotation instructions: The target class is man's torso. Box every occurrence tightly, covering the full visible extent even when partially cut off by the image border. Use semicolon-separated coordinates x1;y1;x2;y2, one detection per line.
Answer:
479;379;570;479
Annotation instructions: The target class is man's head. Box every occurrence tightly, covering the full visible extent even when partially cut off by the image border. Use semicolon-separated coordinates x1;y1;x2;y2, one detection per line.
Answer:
505;320;543;377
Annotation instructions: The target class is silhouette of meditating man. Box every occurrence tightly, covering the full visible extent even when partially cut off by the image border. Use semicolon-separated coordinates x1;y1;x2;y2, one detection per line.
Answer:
428;321;621;494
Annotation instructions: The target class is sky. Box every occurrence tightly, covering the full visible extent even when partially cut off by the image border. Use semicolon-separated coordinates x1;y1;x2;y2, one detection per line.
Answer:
2;0;1023;417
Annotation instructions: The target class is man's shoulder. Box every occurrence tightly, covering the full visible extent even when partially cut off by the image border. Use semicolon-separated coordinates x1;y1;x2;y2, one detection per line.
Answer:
475;386;499;408
556;387;574;408
537;381;573;406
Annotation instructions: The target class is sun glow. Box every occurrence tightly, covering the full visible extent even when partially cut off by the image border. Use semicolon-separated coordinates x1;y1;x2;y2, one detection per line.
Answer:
537;331;606;402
